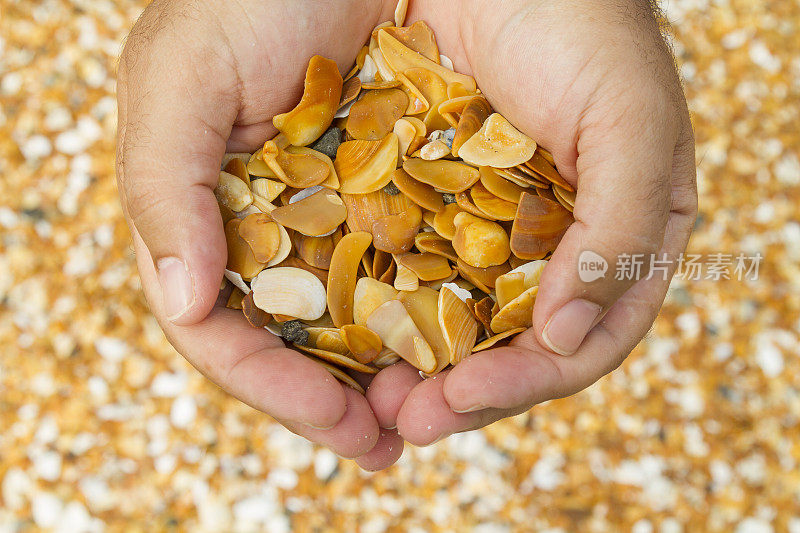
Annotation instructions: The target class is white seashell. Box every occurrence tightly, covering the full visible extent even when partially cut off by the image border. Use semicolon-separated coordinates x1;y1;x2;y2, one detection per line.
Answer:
266;223;292;267
289;185;325;204
394;0;408;27
265;323;282;337
439;54;454;71
251;267;327;320
440;282;471;302
334;99;355;119
507;259;548;287
370;49;395;81
235;204;262;219
358;55;378;84
224;269;251;294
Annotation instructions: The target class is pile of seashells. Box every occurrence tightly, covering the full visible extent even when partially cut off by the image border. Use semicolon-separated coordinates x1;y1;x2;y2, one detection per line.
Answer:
216;3;575;393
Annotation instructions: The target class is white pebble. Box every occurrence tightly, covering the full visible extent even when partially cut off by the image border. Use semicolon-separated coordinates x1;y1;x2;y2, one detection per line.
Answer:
0;207;19;228
755;342;784;377
313;449;338;480
150;371;188;397
171;395;197;429
2;468;32;510
94;337;129;362
1;72;22;95
44;107;72;131
32;492;63;528
20;134;52;160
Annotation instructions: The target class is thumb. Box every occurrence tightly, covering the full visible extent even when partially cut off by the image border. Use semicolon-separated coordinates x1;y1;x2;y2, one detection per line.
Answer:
533;94;678;355
116;23;238;325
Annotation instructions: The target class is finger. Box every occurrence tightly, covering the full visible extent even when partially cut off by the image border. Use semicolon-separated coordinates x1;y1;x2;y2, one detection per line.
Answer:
531;89;682;356
355;428;405;471
366;362;424;429
116;12;240;326
396;370;523;446
132;228;348;430
282;387;380;458
443;197;696;413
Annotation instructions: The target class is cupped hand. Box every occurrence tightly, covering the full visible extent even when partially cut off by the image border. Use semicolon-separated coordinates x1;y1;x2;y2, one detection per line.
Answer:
367;0;697;455
116;0;405;467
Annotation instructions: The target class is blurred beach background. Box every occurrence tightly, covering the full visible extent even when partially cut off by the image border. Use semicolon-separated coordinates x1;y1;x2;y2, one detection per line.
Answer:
1;0;799;530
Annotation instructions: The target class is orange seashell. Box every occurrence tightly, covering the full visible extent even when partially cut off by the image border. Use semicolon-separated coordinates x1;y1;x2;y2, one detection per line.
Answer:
438;287;478;365
384;21;440;63
274;256;328;287
294;232;336;270
334;133;399;194
452;212;511;268
414;232;458;262
397;286;451;375
346;88;409;141
456;259;510;293
365;299;436;373
396;252;452;281
227;287;245;310
402;158;480;193
339;76;362;108
470;182;517;221
223;157;249;185
353;277;398;326
241;291;272;328
269;188;347;237
432;203;463;240
237;213;281;264
215;171;253;212
479;166;526;203
392;168;445;212
458;113;537;168
293;344;378;374
340;324;383;364
371;211;422;253
490;286;538;333
524;150;574;192
225;218;266;280
455;190;495;220
327;231;373;327
471;296;496;335
472;327;526;352
510;192;573;259
452;96;492;157
273;55;343;146
262;141;330;188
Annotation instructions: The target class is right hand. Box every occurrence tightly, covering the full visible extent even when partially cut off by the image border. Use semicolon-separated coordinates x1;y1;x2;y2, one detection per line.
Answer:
116;0;401;470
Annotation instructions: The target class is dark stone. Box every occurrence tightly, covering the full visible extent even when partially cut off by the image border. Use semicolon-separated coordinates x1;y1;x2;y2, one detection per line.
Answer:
382;182;400;196
281;320;304;342
442;193;457;204
309;127;343;159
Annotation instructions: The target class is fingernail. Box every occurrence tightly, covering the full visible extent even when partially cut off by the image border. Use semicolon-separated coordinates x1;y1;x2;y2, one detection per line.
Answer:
156;257;195;321
452;404;485;414
542;299;602;356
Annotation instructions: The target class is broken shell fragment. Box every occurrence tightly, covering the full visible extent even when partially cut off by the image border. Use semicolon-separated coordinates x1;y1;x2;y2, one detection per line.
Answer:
456;259;510;292
470;182;518;221
225;218;266;280
327;231;373;327
414;232;458;262
452;211;511;268
366;299;436;373
419;139;451;160
335;133;399;194
432;203;463;239
473;327;526;352
273;55;343;146
340;324;383;364
391;168;445;212
261;141;331;189
269;188;347;237
490;285;538;333
307;356;366;393
293;344;378;374
452;95;492;157
339;76;362;109
458;113;537;168
215;171;254;212
384;21;440;63
251;267;327;321
525;150;574;192
393;261;420;291
294;232;336;270
242;291;272;328
438;287;478;365
237;213;281;264
402;158;480;193
251;178;286;202
397;252;451;281
353;277;398;326
397;287;450;375
494;271;526;309
346;88;409;141
479;166;526;203
510;192;573;259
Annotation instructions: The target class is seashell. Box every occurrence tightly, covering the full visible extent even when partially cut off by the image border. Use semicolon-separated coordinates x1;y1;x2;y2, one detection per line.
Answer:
441;282;472;303
269;188;347;237
393;118;417;159
452;211;511;268
215;171;253;212
242;291;272;328
496;166;548;189
402;158;480;193
339;76;361;109
494;271;526;309
508;259;548;288
395;72;429;115
456;258;510;292
247;148;276;178
471;296;495;334
397;252;451;281
404;67;449;130
372;211;422;253
552;184;576;212
472;327;526;352
294;232;336;270
455;190;494;219
393;261;419;291
227;287;245;309
346;88;409;141
288;185;324;204
452;96;492;157
391;168;445;212
342;189;422;253
384;21;440;63
293;344;378;374
446;82;471;99
223;157;249;185
510;192;573;259
266;223;293;267
458;113;537;168
273;55;343;146
225;218;266;280
251;178;286;202
490;286;538;333
370;48;396;82
335;133;399;194
327;231;373;327
353;277;398;325
397;287;450;375
479;166;526;203
315;329;350;355
439;54;454;70
440;111;460;129
404;116;427;137
535;186;559;204
414;232;458;262
238;213;281;264
422;269;458;291
218;201;236;225
275;256;328;287
225;271;251;301
438;287;479;365
306;355;366;393
261;141;330;188
340;324;383;364
524;150;574;191
358;53;378;84
222;152;251;169
419;139;451;160
437;95;475;115
421;209;437;229
432;203;463;239
251;266;327;320
406;135;429;157
360;79;402;90
470;182;517;221
284;146;340;190
365;299;436;373
378;257;396;284
372;348;401;368
378;30;476;92
371;249;392;280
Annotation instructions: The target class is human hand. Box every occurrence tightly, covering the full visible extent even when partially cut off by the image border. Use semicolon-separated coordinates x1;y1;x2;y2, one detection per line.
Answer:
366;0;697;463
115;0;405;467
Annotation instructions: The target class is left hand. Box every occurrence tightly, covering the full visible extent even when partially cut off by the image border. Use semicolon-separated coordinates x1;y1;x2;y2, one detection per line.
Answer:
365;0;698;469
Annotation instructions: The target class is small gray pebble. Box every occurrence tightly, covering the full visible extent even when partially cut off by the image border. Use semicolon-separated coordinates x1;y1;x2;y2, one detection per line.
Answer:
309;127;343;159
442;193;457;204
441;128;456;149
293;329;310;346
281;320;304;342
383;182;400;195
